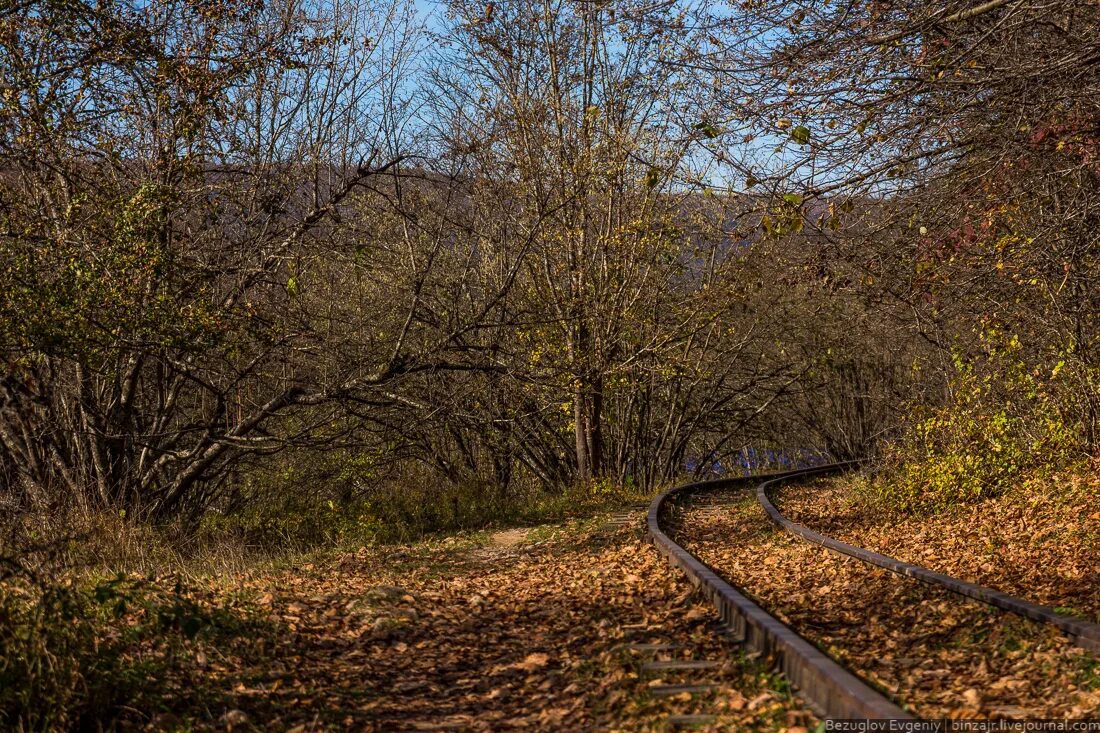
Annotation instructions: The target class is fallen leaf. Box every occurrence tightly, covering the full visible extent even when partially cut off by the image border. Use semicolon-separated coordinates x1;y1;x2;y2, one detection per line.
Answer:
516;652;550;671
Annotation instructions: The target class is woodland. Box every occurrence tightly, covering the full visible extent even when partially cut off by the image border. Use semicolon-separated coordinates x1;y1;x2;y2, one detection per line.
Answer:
0;0;1097;730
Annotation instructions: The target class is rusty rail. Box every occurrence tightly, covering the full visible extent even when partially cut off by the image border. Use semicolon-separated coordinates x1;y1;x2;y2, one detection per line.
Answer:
647;464;912;720
756;474;1100;653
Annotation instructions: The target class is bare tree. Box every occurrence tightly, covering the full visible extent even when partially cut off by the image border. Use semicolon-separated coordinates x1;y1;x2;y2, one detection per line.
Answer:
0;0;530;519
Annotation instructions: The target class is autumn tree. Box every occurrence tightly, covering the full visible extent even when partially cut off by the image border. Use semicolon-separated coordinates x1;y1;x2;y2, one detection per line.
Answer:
688;0;1100;481
363;0;826;495
0;0;528;519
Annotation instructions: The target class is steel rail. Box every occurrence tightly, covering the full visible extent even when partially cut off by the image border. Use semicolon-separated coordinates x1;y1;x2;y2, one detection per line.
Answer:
757;474;1100;652
647;463;912;720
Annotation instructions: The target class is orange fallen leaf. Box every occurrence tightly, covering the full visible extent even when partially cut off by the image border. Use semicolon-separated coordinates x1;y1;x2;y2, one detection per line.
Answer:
517;652;550;671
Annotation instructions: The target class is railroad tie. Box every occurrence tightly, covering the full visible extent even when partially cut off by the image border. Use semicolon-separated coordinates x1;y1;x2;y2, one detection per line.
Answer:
649;683;719;698
641;659;720;672
624;635;724;725
667;714;718;728
620;642;684;653
599;507;646;532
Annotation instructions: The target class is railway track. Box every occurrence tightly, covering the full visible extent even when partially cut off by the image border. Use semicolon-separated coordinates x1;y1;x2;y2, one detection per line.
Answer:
647;464;1100;721
756;473;1100;654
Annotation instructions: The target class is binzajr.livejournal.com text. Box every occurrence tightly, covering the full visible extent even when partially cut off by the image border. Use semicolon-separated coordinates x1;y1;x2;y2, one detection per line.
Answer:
826;721;1100;733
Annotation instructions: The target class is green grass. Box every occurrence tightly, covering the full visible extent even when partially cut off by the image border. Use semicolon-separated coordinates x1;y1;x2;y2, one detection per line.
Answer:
1077;657;1100;692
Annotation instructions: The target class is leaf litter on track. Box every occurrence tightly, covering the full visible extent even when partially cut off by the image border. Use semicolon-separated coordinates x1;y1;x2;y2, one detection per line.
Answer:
779;467;1100;623
668;489;1100;720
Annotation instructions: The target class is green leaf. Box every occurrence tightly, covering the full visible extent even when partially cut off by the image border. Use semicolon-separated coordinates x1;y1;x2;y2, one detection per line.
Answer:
693;121;720;139
287;275;299;297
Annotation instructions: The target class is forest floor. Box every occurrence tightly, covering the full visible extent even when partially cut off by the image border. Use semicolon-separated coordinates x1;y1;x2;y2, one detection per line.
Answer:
666;460;1100;720
103;512;814;732
9;464;1099;730
779;461;1100;623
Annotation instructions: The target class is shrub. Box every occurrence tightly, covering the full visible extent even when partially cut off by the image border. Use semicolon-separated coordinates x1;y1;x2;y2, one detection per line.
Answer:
0;560;259;731
205;466;650;548
873;328;1089;512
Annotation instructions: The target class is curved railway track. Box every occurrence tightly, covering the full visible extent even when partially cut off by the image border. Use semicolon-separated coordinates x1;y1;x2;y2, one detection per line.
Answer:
756;473;1100;654
647;463;1100;720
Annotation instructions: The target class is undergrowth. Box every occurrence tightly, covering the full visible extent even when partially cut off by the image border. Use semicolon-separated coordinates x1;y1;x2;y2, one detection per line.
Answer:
205;474;650;548
866;327;1093;514
0;473;651;729
0;556;267;732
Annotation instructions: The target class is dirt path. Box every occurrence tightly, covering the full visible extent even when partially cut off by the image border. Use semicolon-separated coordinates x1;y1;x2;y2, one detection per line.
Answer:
488;527;529;548
181;515;814;731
